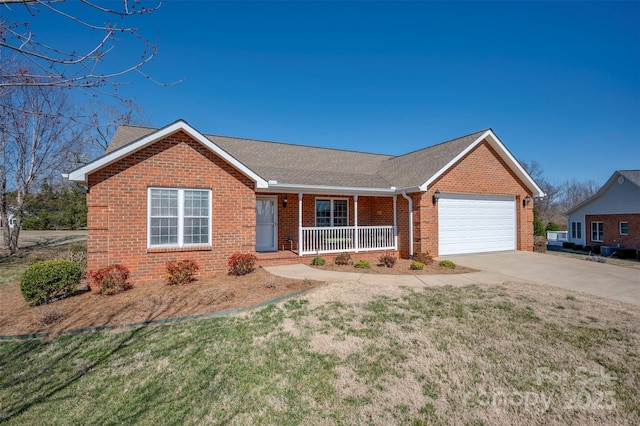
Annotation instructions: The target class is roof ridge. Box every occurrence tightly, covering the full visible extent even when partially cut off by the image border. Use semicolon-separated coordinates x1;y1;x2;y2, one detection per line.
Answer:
116;124;393;157
206;133;393;157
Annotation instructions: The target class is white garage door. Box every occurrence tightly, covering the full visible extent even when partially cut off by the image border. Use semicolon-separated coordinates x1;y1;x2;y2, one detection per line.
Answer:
438;193;516;256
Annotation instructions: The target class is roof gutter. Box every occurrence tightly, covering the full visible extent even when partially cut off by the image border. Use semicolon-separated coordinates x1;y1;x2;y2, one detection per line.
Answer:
263;183;397;196
401;191;414;259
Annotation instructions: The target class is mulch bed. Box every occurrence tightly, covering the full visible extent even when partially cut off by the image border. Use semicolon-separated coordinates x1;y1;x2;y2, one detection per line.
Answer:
0;267;321;337
1;254;476;338
311;256;476;275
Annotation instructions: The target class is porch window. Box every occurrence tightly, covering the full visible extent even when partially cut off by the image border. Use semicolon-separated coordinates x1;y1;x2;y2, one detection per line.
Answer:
148;188;211;247
315;198;348;227
571;221;582;239
591;221;603;242
620;222;628;235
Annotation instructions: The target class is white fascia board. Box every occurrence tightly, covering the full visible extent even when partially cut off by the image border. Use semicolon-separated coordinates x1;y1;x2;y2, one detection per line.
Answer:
67;120;269;188
419;130;545;198
262;183;397;196
393;186;423;193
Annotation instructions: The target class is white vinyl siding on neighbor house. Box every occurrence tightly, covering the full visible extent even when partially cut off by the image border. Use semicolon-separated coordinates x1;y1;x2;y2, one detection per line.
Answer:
438;193;516;256
571;222;582;239
148;188;211;248
591;222;604;242
315;198;348;227
620;222;628;235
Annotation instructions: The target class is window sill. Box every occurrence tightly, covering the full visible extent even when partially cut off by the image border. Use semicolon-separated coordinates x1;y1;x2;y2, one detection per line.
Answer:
147;246;212;254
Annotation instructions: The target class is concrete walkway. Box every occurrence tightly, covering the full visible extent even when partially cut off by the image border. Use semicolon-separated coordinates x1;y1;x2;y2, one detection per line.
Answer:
265;251;640;306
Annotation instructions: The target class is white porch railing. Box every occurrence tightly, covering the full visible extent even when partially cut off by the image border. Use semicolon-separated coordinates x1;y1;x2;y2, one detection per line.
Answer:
547;231;568;246
300;226;395;255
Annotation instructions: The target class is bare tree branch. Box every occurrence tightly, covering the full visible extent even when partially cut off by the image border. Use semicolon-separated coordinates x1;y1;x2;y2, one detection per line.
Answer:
0;0;180;93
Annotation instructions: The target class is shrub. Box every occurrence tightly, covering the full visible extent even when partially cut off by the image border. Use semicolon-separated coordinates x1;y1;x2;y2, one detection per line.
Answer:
562;242;575;249
354;259;371;269
378;252;396;268
533;236;547;253
591;245;601;255
311;256;326;266
264;275;277;289
410;261;424;270
533;210;545;237
20;260;82;306
439;260;456;269
37;306;65;325
545;222;561;232
228;253;258;276
60;243;88;274
573;244;585;251
584;245;592;252
87;264;132;295
617;248;638;260
334;252;352;265
413;252;434;265
166;259;199;285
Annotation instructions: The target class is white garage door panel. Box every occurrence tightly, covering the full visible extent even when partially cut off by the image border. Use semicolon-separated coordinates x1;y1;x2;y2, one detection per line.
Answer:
438;194;516;255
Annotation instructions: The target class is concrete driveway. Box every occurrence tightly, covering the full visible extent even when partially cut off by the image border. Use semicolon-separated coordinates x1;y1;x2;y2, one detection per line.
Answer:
446;251;640;306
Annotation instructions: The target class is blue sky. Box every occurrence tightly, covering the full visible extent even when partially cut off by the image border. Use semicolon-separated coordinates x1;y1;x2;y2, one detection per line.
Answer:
10;1;640;186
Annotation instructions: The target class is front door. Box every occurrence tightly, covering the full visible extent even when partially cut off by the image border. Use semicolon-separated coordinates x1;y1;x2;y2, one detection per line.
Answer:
256;196;277;252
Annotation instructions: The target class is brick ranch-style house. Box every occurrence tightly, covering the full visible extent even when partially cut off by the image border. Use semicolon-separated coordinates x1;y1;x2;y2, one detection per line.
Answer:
66;120;544;283
566;170;640;251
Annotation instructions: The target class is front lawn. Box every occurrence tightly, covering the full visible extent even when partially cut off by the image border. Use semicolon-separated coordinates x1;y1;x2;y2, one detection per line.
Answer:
1;281;638;424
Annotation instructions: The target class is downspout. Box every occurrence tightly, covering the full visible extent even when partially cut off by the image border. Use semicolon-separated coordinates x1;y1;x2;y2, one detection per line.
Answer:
298;193;303;256
401;191;414;259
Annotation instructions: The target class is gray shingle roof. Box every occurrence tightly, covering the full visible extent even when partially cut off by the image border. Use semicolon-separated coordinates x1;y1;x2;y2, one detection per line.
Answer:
103;124;491;189
378;130;488;188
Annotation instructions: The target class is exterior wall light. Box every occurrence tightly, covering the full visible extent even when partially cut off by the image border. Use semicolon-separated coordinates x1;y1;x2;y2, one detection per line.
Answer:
523;195;532;208
283;196;288;208
432;189;440;205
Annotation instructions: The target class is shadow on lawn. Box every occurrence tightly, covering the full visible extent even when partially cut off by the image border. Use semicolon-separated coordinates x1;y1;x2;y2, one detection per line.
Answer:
0;310;247;424
0;327;145;422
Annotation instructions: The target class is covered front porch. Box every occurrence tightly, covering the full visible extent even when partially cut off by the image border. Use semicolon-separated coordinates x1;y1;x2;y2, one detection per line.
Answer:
256;192;398;257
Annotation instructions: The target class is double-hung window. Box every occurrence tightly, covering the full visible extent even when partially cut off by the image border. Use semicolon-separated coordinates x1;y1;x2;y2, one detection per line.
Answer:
315;198;348;227
571;222;582;239
591;222;603;242
148;188;211;247
619;222;628;236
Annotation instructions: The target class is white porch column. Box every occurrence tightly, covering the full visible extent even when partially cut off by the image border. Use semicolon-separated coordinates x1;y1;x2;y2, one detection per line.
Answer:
354;195;359;252
393;194;398;250
298;193;303;256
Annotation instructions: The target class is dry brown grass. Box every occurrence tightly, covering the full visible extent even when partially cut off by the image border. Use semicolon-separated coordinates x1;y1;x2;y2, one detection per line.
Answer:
274;279;640;425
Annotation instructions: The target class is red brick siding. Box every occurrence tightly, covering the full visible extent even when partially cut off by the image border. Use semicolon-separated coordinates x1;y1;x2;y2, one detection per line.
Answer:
86;131;255;284
397;141;534;258
88;132;534;280
585;214;640;250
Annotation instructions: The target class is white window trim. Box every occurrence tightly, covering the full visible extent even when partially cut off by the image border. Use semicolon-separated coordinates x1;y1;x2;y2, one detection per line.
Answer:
315;197;349;227
591;221;603;242
148;187;212;248
571;221;582;239
619;222;628;236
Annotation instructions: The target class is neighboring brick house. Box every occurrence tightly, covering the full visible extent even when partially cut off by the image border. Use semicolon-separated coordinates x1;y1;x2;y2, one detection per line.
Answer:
67;120;544;283
566;170;640;251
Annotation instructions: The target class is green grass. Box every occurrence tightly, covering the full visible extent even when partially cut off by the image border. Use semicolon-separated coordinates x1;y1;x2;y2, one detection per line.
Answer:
0;253;30;288
1;285;638;424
